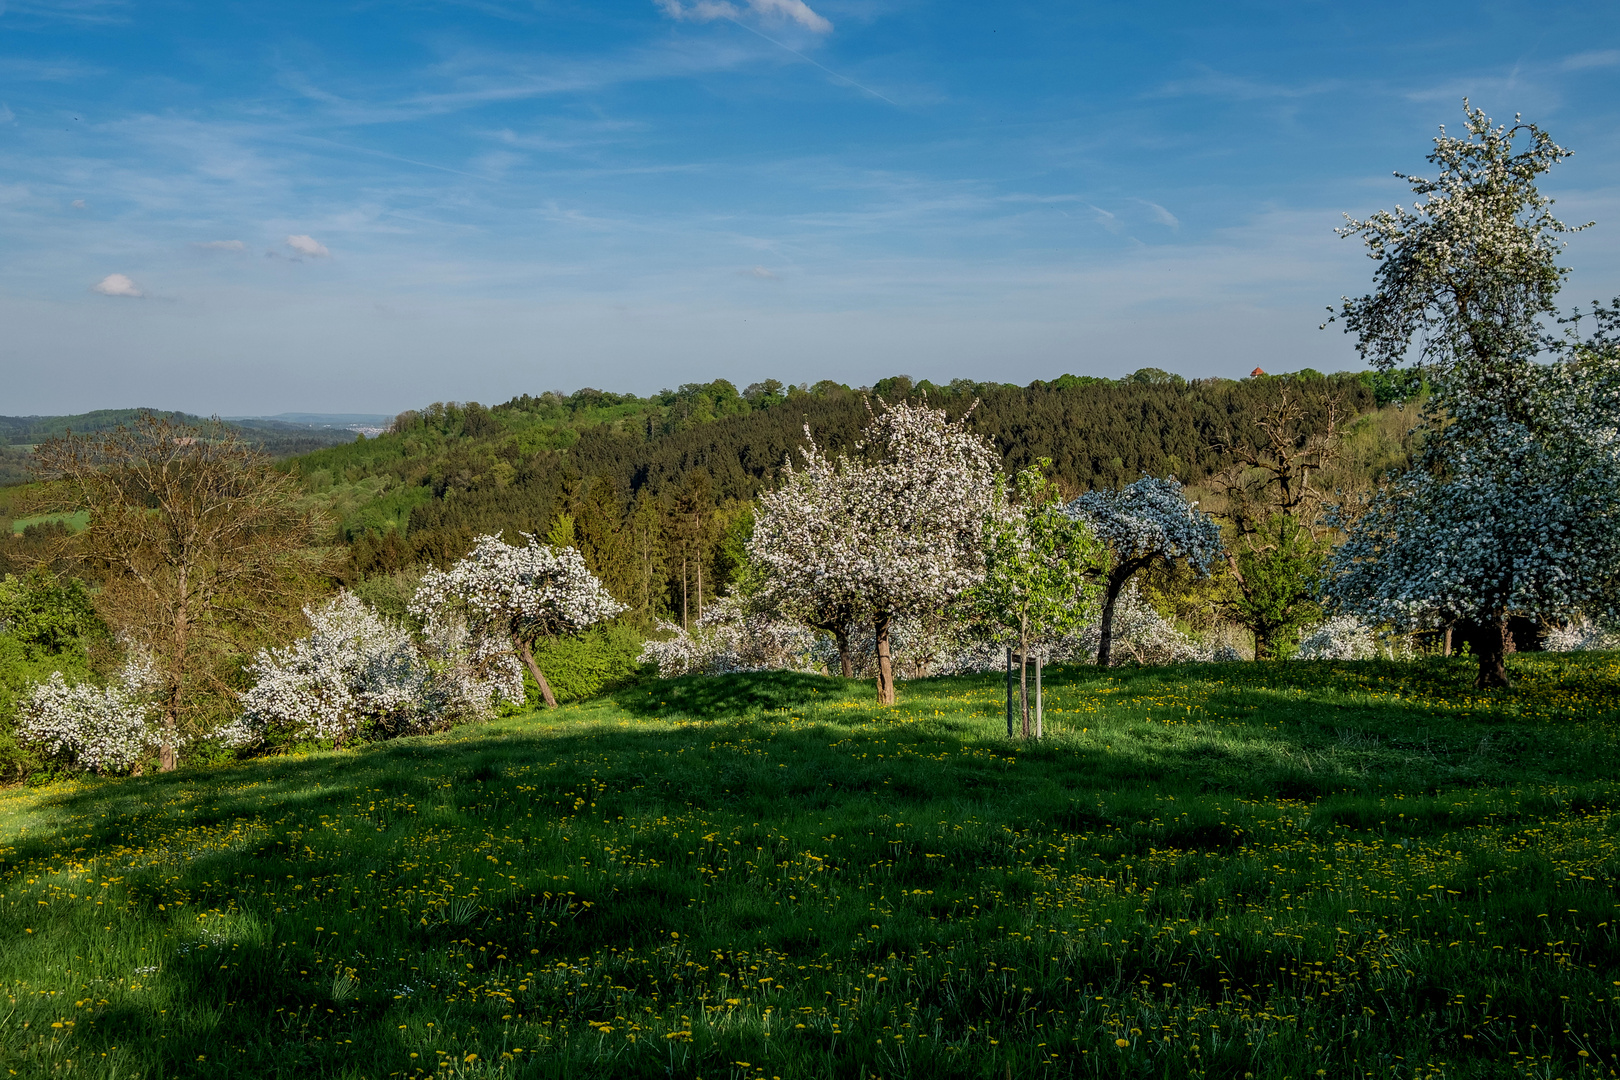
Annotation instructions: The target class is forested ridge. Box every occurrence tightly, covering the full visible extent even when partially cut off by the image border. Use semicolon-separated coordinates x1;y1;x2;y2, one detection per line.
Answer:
296;368;1415;623
0;408;359;487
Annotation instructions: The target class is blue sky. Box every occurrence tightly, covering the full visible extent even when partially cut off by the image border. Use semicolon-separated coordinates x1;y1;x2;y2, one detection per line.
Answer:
2;0;1618;415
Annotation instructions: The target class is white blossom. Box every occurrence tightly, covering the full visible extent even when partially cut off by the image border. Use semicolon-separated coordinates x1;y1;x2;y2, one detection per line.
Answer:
236;592;432;747
1544;617;1620;653
748;399;1007;702
638;594;816;678
1296;615;1378;661
1067;475;1223;666
18;650;163;774
408;533;624;708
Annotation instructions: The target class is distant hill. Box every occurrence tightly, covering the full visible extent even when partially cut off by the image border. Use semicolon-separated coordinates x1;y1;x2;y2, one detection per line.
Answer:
0;409;361;486
225;412;394;430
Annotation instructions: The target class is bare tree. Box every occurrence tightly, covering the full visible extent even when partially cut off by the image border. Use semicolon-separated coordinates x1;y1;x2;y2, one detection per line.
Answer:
1212;391;1343;659
31;416;334;770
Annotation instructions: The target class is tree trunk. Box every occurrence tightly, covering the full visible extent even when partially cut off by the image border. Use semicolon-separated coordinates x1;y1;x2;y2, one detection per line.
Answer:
681;552;689;632
874;609;896;706
517;639;559;709
835;626;852;679
1442;624;1452;657
1096;579;1120;668
160;700;179;772
1096;565;1137;668
162;599;188;772
1474;618;1511;689
1253;629;1271;662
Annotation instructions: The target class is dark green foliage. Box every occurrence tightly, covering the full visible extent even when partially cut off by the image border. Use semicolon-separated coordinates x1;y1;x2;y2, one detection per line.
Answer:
310;373;1374;631
1224;516;1330;659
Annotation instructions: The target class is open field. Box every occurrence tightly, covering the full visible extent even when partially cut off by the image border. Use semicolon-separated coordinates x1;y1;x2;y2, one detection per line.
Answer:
2;655;1619;1079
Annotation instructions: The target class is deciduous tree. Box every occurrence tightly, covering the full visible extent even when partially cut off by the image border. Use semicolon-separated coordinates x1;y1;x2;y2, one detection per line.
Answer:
750;400;1005;704
408;533;625;708
978;464;1104;736
31;416;332;769
1326;105;1620;686
1068;475;1222;667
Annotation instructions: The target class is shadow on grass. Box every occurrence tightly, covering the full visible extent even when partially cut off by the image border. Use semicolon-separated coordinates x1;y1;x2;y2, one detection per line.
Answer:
605;668;853;719
3;656;1618;1077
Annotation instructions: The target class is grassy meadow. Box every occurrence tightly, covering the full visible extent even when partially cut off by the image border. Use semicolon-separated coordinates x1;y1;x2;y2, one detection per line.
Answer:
2;655;1620;1079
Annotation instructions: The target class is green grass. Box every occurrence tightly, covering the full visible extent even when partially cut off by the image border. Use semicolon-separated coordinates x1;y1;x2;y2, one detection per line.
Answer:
10;510;88;535
3;654;1620;1079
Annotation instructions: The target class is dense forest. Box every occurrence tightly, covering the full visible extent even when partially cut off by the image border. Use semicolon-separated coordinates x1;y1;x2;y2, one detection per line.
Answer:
290;367;1420;628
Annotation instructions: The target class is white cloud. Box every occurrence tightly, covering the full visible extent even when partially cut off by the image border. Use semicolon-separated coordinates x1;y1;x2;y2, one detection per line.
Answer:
655;0;832;34
742;265;778;279
70;198;86;209
285;234;330;257
0;102;13;125
1136;200;1181;229
92;273;143;298
1086;204;1122;234
194;239;245;251
1562;50;1620;71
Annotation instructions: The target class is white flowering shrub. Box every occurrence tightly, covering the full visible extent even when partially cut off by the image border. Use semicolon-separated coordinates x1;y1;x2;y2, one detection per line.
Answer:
228;591;525;750
1545;617;1620;653
639;595;815;678
234;592;431;748
18;649;162;774
409;533;625;708
420;613;526;720
1297;616;1378;661
937;586;1220;671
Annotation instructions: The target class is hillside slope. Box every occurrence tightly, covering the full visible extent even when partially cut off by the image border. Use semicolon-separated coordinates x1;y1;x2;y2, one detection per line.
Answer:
0;653;1614;1077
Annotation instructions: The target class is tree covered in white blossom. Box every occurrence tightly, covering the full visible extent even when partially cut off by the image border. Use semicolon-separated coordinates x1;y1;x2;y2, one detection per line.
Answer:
749;399;1006;704
747;429;870;677
18;649;162;774
1328;352;1620;684
408;533;626;708
1068;475;1222;667
1329;101;1586;388
1328;105;1620;686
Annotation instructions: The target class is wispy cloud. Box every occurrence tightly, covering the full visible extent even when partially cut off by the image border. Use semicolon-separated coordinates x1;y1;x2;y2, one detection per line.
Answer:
285;234;330;258
0;102;13;125
2;0;130;25
741;265;778;278
92;272;142;297
1135;199;1180;229
1152;67;1339;101
1563;50;1620;72
194;240;245;252
0;56;107;81
655;0;833;34
1087;204;1122;234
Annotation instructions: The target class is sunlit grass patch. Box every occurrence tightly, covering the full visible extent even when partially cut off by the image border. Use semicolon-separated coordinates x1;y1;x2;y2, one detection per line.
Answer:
1;652;1618;1077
